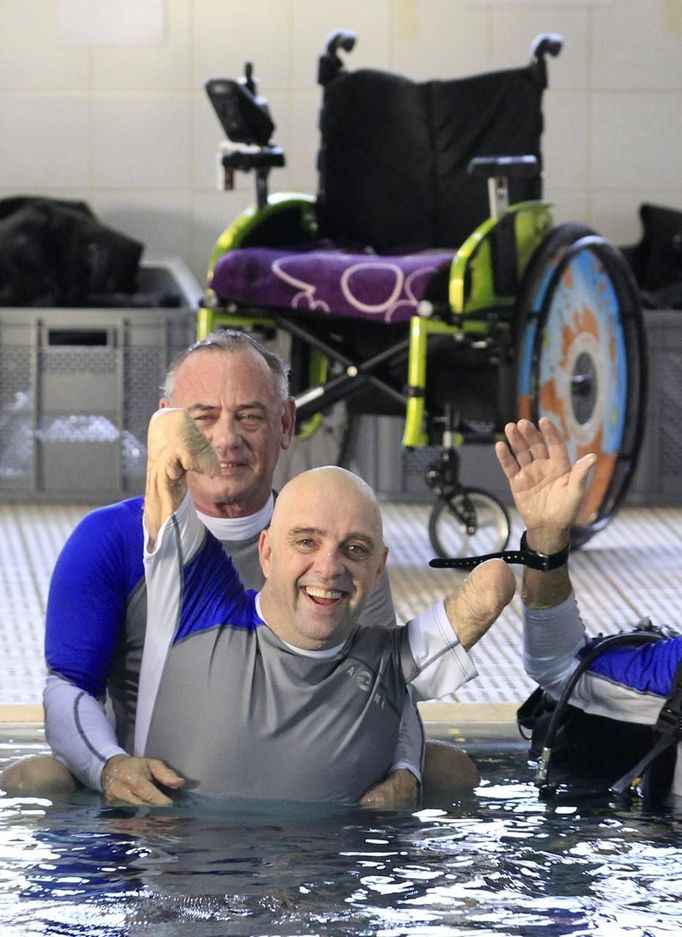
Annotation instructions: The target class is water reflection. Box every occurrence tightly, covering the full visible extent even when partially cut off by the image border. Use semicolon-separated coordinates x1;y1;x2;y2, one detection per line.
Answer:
1;742;681;936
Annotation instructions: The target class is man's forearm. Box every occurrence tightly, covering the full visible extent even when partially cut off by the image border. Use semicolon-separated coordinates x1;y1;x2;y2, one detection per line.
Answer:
522;594;586;697
519;522;585;697
137;492;206;756
143;408;218;547
406;601;478;701
143;464;187;548
43;673;126;791
521;566;573;609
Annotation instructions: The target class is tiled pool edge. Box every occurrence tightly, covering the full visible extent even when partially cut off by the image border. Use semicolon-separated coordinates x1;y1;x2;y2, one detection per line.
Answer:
0;702;520;731
0;705;43;724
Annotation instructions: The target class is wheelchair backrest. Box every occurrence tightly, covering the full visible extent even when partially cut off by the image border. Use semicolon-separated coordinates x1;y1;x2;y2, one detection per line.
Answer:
316;63;546;254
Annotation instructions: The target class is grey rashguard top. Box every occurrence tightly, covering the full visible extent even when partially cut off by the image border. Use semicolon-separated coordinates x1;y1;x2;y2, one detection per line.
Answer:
141;495;478;803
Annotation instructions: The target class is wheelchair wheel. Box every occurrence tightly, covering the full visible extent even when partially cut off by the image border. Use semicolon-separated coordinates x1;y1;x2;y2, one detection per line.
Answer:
516;226;646;547
429;489;511;560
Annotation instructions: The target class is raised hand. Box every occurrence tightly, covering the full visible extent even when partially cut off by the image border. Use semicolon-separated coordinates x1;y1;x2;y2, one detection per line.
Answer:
494;417;596;552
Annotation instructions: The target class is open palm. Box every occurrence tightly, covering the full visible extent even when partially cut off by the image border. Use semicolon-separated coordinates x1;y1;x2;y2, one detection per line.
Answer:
495;418;596;535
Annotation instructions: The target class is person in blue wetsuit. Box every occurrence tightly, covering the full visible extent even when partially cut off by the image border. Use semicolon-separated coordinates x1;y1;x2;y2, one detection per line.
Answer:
495;417;682;802
2;330;476;807
135;407;516;803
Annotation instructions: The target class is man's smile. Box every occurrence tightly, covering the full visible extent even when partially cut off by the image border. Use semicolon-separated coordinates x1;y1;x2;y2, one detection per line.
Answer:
219;460;248;472
303;585;347;605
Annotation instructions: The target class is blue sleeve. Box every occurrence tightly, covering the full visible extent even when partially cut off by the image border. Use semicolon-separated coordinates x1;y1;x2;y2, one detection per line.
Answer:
174;532;258;643
587;636;682;698
44;498;145;698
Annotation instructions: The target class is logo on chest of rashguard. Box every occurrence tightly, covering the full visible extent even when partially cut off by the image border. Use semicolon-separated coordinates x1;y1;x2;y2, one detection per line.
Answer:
344;663;385;709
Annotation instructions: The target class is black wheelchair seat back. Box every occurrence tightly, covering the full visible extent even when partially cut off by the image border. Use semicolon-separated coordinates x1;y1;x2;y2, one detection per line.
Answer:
316;63;545;253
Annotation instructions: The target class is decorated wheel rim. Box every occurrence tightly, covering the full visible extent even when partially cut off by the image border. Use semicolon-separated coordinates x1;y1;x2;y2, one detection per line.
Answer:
517;234;645;535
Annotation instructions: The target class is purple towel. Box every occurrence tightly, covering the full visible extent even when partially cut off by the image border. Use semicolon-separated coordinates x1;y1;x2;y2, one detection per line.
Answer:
210;246;454;324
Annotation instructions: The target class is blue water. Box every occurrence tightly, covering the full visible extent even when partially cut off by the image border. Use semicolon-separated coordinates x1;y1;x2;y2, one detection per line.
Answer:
1;735;681;936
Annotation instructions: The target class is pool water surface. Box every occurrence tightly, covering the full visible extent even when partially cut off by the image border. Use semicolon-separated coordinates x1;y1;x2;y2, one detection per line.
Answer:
1;733;681;936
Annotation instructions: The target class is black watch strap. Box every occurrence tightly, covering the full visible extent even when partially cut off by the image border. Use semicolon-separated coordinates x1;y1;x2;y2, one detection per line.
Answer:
429;530;570;572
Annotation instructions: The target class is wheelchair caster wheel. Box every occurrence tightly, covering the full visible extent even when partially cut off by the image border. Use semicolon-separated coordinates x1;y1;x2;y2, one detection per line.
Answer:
428;489;511;560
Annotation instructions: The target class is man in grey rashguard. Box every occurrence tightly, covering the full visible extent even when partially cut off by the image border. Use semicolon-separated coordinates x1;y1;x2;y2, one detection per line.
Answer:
131;408;516;803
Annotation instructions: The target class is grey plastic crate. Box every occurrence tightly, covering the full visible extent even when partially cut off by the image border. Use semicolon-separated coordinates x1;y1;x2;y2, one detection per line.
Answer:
0;258;198;503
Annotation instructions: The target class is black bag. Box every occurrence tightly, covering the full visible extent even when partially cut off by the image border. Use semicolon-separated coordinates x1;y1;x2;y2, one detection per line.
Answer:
0;196;143;307
622;203;682;309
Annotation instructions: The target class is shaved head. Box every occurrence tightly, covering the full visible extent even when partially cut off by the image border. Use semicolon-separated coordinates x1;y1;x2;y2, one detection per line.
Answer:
258;466;387;650
271;466;384;544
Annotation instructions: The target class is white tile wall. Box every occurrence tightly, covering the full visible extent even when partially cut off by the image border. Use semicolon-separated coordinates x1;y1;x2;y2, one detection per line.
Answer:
390;0;488;78
591;92;682;191
92;0;191;90
542;91;590;190
193;0;294;89
0;0;679;283
0;0;89;90
592;0;682;90
490;2;590;89
0;94;91;189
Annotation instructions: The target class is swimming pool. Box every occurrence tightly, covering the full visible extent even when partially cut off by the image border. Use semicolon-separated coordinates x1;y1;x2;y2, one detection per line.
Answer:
1;730;681;936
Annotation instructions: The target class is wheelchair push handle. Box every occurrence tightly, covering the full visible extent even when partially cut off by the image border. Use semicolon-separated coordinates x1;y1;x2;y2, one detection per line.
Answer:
318;29;357;86
531;33;563;61
529;33;564;87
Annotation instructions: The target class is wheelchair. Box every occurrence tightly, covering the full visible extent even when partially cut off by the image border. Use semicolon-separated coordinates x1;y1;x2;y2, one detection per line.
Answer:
198;31;646;558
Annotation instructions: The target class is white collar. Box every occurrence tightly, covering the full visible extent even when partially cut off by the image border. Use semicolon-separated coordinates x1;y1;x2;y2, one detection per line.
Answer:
196;492;274;542
255;593;345;658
